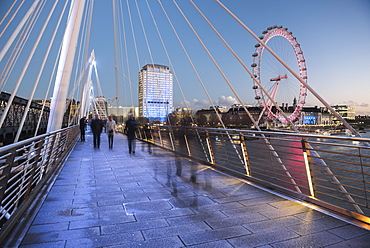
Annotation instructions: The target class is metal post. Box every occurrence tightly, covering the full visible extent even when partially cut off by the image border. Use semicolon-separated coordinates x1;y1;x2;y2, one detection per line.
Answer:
158;129;163;147
240;133;251;176
169;128;175;151
301;138;315;197
205;131;214;164
184;134;191;156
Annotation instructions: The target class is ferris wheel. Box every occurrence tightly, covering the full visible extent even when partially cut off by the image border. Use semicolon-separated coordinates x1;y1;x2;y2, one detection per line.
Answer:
251;25;307;124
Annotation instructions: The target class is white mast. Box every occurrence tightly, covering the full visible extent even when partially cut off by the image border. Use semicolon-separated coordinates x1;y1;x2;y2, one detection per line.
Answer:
47;0;87;132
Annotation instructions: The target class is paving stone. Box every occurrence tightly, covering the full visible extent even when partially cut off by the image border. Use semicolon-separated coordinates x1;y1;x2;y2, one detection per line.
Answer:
185;240;234;248
285;216;348;235
241;216;304;232
271;230;345;247
123;199;173;214
227;228;299;247
205;212;267;229
166;210;226;226
26;222;70;234
101;236;184;248
19;240;66;248
21;227;100;245
65;231;144;247
101;219;169;235
143;221;212;239
180;225;251;246
135;207;195;221
328;224;370;239
325;233;370;247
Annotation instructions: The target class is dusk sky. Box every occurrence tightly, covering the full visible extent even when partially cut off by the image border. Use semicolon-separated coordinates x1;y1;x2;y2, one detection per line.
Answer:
1;0;370;115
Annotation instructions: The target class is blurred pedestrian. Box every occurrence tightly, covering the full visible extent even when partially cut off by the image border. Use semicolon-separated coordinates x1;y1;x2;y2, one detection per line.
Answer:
106;115;117;149
144;124;152;154
79;116;87;142
125;113;137;154
90;114;104;149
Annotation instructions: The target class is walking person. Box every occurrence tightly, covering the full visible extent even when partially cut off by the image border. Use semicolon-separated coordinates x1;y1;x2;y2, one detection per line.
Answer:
144;124;152;154
79;116;87;142
106;115;117;149
90;114;104;149
125;113;137;154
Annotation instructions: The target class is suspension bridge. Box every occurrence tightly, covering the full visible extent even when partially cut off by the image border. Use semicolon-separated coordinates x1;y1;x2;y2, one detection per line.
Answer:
0;0;370;246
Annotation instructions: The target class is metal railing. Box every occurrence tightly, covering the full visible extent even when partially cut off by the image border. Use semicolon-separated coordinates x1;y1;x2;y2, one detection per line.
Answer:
137;125;370;226
0;125;79;241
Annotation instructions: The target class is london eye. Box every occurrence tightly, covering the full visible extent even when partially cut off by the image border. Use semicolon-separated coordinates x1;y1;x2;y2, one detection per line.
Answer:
251;25;308;125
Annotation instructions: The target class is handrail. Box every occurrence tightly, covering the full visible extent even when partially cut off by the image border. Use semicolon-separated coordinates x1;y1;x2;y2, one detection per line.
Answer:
0;125;79;242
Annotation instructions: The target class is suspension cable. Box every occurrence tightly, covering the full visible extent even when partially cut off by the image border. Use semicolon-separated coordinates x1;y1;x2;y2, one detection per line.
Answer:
0;0;47;129
14;0;66;142
145;0;195;124
0;0;43;90
215;0;358;136
188;1;302;191
126;0;141;71
0;0;40;61
112;0;122;106
119;1;133;107
0;0;21;33
189;0;294;131
158;0;223;127
172;0;247;163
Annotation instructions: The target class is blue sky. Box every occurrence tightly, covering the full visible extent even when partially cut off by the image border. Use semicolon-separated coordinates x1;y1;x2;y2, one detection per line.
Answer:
1;0;370;115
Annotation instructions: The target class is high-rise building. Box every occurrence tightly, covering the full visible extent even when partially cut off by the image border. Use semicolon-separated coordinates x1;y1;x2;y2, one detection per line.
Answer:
139;64;173;123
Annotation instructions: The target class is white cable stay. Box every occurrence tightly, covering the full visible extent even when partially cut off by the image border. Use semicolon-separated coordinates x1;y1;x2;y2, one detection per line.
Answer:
0;0;47;130
171;0;248;164
0;0;44;91
188;0;300;177
135;0;172;124
215;0;359;137
158;0;221;126
158;0;225;162
0;0;41;61
214;0;362;206
120;0;133;107
112;0;121;107
14;0;65;142
145;0;195;124
188;0;304;192
0;0;21;33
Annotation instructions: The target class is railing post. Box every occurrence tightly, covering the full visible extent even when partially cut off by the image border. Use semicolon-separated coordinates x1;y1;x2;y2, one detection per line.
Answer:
23;140;44;201
158;128;164;147
205;130;214;164
0;151;16;204
239;133;251;176
301;138;315;197
138;126;143;140
169;127;175;151
184;132;191;156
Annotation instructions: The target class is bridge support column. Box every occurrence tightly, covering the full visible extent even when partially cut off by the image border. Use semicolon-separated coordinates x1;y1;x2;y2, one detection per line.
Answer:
47;0;87;132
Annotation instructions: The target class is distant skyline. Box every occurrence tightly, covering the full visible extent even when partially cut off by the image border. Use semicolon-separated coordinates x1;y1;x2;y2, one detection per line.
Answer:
1;0;370;115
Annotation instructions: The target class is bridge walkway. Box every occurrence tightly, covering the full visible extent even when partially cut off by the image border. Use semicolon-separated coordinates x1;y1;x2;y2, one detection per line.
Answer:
18;131;370;247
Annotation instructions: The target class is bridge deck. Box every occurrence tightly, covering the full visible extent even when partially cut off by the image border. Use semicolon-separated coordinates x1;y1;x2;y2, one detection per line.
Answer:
19;131;370;247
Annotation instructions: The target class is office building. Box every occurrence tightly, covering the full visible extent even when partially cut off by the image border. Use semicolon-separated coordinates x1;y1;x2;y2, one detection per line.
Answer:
139;64;173;123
